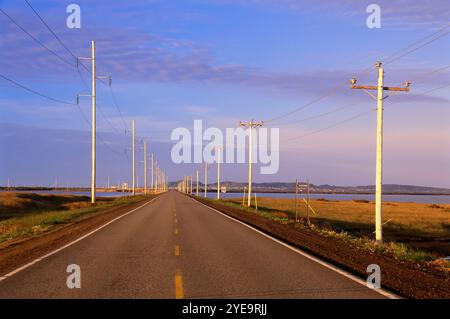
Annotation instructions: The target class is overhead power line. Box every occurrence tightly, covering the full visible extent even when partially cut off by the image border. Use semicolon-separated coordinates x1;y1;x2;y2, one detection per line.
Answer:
383;23;450;66
0;73;76;105
0;8;74;68
0;73;126;159
108;86;129;132
273;63;450;127
263;22;450;124
24;0;77;60
23;1;130;134
283;108;376;141
283;82;450;143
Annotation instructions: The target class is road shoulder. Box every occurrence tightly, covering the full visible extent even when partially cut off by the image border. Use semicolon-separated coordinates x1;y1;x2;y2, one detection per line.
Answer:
193;195;450;299
0;195;158;277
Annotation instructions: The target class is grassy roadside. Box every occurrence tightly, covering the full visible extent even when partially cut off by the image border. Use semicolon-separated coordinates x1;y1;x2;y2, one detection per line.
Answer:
207;197;450;267
0;193;150;244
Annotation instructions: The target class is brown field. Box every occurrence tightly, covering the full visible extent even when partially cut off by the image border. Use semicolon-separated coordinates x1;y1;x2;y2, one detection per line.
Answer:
0;192;146;243
225;197;450;256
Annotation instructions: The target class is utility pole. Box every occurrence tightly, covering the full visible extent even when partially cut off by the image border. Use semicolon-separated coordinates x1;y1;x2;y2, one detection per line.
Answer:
190;174;193;195
216;147;221;200
76;41;112;203
155;163;159;193
151;153;154;193
295;179;299;222
144;141;147;194
132;120;136;195
306;179;310;226
107;176;110;190
239;120;263;206
204;163;208;198
90;41;96;203
351;61;410;244
196;170;199;196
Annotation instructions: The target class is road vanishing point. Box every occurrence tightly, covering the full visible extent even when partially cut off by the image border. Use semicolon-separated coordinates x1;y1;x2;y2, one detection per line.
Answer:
0;191;389;298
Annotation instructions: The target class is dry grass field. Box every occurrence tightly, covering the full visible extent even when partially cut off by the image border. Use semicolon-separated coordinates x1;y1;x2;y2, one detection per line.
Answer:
225;197;450;256
0;192;147;244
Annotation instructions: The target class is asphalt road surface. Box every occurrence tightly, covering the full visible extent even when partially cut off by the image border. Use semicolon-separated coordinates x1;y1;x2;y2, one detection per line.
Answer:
0;191;387;298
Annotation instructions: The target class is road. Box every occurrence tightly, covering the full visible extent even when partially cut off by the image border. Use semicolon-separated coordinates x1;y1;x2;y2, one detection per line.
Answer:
0;191;387;298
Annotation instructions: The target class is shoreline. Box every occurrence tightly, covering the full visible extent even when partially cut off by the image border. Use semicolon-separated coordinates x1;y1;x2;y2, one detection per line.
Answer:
1;188;450;196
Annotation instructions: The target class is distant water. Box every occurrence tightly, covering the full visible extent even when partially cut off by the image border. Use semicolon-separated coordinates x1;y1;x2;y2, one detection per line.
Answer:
205;192;450;204
1;190;133;198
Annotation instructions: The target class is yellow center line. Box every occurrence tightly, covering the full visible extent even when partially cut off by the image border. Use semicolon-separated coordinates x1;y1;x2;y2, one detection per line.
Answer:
174;269;184;299
174;218;178;223
174;228;179;235
174;245;180;256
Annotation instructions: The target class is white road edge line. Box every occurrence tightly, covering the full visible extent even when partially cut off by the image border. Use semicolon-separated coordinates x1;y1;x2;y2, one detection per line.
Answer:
0;196;160;282
192;197;400;299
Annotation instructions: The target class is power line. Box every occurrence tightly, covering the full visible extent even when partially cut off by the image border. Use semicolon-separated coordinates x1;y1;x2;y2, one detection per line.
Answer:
108;86;129;132
384;31;449;66
270;101;364;126
76;100;129;158
263;22;450;124
283;108;375;142
273;63;450;126
406;64;450;84
383;23;450;65
23;1;130;134
24;0;77;60
97;103;124;135
0;73;76;105
0;8;74;68
23;0;93;76
283;83;450;143
0;73;127;159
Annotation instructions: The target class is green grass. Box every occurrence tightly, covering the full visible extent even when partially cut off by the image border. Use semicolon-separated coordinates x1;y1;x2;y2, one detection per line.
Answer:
205;197;440;264
0;194;149;244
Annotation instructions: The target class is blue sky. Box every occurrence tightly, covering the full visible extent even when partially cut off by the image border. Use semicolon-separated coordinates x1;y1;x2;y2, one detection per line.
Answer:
1;0;449;187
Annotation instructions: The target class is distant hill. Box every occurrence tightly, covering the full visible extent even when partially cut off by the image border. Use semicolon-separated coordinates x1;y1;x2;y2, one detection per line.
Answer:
183;181;450;195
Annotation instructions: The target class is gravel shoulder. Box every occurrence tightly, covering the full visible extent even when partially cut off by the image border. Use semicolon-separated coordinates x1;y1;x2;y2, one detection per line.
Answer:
195;196;450;299
0;195;157;277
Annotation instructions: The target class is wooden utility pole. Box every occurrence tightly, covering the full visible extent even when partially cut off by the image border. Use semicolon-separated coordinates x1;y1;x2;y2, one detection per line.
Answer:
216;147;221;200
90;41;96;203
196;170;199;196
295;179;298;221
77;41;110;203
132;120;136;195
351;61;410;244
204;163;208;198
151;153;154;193
239;120;264;206
306;179;310;226
155;162;158;193
144;142;147;194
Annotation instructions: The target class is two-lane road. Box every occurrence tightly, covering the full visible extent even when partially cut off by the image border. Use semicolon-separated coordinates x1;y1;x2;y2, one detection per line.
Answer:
0;191;388;298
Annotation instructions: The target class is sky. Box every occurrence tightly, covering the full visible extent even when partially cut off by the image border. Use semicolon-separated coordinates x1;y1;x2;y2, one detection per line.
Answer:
0;0;449;188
